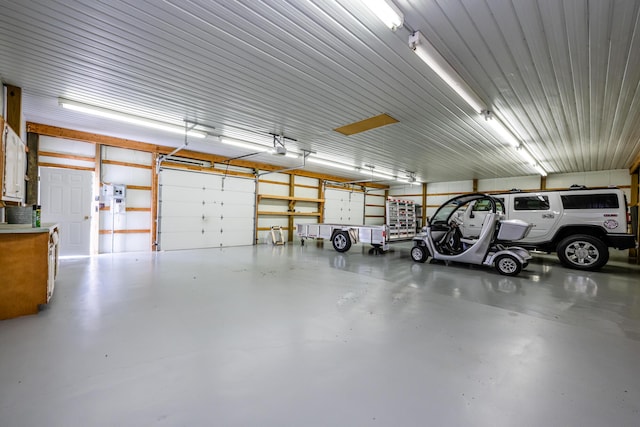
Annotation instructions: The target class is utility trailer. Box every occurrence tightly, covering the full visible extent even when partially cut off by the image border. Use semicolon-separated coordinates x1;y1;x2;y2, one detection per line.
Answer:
296;223;390;254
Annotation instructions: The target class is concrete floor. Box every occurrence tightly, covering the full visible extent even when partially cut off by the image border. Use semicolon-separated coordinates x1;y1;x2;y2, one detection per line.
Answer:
1;241;639;426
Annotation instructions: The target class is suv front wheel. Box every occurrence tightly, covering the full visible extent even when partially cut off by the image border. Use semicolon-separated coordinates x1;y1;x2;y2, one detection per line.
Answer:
557;234;609;271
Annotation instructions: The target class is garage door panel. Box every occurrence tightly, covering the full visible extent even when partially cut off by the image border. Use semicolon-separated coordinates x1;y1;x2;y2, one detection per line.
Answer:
160;217;207;233
159;169;255;250
222;177;255;192
221;229;254;247
324;189;365;224
161;201;203;217
161;186;204;203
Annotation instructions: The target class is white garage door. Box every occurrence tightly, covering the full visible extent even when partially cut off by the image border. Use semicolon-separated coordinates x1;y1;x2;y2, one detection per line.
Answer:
324;188;365;224
158;168;255;250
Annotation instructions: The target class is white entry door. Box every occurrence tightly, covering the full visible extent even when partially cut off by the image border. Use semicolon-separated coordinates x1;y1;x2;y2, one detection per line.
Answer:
40;167;94;256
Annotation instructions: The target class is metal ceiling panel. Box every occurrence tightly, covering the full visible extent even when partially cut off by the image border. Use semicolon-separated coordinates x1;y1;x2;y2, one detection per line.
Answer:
1;0;640;183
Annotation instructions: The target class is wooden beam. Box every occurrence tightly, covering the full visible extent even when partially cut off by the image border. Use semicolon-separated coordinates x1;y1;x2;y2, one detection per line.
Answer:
27;122;388;188
5;85;22;138
630;153;640;174
0;117;5;206
288;175;295;242
38;162;95;172
38;151;95;162
257;211;321;216
257;194;324;203
102;159;152;169
26;132;39;205
126;185;152;191
151;153;159;251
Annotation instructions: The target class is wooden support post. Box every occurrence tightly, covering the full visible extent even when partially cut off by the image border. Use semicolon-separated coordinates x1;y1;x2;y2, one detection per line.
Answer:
630;172;639;263
422;183;427;227
151;152;159;251
288;174;295;242
5;85;22;138
25;132;38;205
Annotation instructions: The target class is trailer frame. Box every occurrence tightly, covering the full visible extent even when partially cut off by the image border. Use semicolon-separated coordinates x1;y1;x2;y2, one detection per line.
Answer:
296;223;390;254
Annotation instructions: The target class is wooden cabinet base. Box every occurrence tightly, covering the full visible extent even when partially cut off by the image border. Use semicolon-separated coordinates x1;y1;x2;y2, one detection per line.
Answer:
0;225;58;320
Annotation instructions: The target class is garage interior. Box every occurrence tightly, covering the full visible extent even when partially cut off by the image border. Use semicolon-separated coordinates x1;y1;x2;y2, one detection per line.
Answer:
1;1;640;426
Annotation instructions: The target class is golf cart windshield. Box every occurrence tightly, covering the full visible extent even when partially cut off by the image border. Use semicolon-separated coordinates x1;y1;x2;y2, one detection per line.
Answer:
429;193;500;225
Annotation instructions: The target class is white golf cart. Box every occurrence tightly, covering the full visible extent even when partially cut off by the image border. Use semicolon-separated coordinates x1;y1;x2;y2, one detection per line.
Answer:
410;193;533;276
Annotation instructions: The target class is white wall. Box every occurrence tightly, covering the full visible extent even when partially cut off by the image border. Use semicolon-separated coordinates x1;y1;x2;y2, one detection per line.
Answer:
389;169;632;221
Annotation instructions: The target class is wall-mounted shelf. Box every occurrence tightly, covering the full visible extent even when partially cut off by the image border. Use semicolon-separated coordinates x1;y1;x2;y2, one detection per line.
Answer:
257;211;321;217
257;194;324;203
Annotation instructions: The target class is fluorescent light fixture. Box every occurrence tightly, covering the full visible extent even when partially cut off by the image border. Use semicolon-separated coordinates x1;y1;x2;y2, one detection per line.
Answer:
282;151;301;159
307;156;357;171
363;0;404;31
408;31;487;114
534;164;548;177
359;168;396;180
485;115;520;147
516;145;536;165
59;98;207;138
220;137;270;152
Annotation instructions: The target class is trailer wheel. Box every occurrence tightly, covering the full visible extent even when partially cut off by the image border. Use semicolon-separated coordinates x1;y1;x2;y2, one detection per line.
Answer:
332;231;352;252
495;254;522;276
411;245;429;263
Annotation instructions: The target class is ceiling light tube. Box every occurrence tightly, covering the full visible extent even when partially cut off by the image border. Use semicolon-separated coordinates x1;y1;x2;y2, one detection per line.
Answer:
534;164;548;177
363;0;404;31
307;156;357;171
408;31;487;114
485;115;520;147
359;168;396;180
516;145;536;165
220;136;270;152
59;98;207;138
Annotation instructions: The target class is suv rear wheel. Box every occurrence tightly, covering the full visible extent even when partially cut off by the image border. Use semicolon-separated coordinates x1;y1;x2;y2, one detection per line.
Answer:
557;234;609;271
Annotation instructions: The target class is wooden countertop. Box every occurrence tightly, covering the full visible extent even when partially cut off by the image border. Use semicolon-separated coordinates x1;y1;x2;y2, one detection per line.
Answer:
0;223;59;234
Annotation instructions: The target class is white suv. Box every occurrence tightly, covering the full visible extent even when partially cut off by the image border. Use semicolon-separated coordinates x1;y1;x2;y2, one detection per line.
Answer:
458;187;636;271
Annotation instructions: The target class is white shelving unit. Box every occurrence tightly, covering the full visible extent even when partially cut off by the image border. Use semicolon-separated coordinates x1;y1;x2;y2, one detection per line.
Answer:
386;197;417;240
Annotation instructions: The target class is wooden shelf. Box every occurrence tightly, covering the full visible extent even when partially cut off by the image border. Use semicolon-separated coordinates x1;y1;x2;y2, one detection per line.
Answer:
257;211;321;217
257;195;324;203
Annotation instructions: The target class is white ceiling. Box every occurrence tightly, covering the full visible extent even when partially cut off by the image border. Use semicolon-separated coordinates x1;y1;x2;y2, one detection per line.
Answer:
1;0;640;184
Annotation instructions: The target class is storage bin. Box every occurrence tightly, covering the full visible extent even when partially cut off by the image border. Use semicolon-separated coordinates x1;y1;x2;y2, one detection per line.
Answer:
6;206;33;224
497;219;532;241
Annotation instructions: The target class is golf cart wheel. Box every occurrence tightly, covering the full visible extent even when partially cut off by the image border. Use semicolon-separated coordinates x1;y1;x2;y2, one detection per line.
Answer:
557;234;608;271
332;231;352;253
495;254;522;276
411;245;429;263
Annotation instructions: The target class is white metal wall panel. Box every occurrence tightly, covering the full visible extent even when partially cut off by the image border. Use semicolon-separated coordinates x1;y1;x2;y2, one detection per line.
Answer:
477;176;541;193
39;136;95;157
159;168;255;250
101;164;151;187
324;188;365;224
546;169;630;189
427;180;474;194
103;146;153;165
